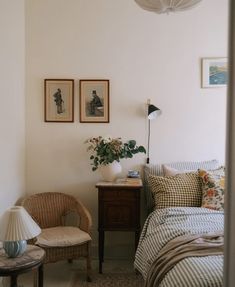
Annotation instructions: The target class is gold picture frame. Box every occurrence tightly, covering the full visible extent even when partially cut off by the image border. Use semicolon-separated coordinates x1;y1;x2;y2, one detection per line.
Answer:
44;79;74;122
79;79;109;123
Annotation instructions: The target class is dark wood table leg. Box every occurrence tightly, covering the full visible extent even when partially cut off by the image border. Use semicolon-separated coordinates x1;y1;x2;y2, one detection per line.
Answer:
98;230;104;273
38;264;44;287
10;275;17;287
102;231;105;263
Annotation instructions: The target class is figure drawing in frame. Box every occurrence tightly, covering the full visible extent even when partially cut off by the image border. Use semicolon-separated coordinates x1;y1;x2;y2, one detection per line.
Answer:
44;79;74;122
53;88;65;114
79;79;109;123
88;90;103;117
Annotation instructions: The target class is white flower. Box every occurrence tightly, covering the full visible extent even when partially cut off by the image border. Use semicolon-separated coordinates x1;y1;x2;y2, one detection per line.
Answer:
103;135;112;144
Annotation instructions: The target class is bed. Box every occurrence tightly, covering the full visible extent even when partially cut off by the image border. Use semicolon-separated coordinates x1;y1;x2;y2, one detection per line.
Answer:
134;160;225;287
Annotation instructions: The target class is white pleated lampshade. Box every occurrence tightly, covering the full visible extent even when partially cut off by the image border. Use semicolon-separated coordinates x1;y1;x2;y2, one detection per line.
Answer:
0;206;41;241
134;0;202;14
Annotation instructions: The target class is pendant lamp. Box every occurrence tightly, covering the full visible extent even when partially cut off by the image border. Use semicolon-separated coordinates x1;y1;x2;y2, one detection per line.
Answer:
134;0;202;14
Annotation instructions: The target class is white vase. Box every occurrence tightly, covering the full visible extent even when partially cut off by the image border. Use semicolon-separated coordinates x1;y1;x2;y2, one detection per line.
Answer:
99;161;122;181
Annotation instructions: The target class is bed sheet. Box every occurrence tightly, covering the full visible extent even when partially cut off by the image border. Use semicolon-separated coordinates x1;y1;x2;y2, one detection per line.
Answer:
134;207;224;287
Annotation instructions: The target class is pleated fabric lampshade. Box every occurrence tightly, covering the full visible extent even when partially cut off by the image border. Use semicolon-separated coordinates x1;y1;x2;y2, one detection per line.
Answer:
0;206;41;257
134;0;202;14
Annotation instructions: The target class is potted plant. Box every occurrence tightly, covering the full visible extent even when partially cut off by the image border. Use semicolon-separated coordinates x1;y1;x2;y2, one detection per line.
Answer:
85;136;146;181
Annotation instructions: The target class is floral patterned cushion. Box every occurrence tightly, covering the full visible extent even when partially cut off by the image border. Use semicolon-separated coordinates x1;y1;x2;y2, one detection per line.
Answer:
198;168;225;211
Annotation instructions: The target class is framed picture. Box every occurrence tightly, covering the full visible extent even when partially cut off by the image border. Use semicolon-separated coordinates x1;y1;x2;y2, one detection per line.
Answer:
44;79;74;122
79;79;109;123
202;58;228;88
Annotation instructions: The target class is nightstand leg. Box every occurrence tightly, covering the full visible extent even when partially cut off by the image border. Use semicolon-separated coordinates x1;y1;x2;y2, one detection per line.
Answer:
99;230;104;273
10;275;17;287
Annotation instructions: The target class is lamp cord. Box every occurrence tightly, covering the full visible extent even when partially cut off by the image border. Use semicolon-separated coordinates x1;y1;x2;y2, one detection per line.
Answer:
147;119;150;164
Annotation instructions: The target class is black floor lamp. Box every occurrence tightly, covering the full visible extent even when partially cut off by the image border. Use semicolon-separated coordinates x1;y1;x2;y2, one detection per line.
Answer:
147;103;161;164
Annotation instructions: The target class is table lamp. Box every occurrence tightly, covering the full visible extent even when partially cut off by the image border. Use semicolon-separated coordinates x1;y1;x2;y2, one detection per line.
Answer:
0;206;41;258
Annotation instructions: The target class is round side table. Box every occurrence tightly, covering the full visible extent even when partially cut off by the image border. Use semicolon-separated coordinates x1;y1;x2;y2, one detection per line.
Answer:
0;245;45;287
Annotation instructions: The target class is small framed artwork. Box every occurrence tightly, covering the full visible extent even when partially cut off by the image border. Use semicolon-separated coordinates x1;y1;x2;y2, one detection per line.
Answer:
79;79;109;123
201;57;228;88
44;79;74;122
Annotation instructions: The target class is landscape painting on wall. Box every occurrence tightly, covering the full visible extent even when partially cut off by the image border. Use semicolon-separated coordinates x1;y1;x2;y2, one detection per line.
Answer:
202;58;228;88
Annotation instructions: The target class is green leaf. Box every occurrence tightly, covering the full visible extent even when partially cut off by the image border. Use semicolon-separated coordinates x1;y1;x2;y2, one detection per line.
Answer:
127;151;133;158
138;146;146;153
128;140;136;148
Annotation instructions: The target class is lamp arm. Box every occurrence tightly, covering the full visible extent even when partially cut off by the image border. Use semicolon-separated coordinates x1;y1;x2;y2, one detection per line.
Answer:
147;119;150;164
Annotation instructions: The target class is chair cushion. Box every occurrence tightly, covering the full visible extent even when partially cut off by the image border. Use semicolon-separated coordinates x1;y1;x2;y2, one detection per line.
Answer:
36;226;91;247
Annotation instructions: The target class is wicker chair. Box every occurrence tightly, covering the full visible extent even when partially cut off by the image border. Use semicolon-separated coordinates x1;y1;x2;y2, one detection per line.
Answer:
21;192;92;281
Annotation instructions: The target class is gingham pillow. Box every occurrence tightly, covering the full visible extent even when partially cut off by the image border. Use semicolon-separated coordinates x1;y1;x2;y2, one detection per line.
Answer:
148;172;202;209
198;167;225;211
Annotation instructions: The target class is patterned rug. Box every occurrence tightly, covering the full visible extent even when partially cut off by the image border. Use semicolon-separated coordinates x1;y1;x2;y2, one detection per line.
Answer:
71;272;144;287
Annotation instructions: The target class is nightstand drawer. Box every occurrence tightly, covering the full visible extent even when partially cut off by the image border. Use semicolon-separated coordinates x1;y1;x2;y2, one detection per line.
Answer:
100;189;137;201
102;202;137;229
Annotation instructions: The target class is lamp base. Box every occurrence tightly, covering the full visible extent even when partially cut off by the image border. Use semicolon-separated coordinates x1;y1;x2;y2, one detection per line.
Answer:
3;240;27;258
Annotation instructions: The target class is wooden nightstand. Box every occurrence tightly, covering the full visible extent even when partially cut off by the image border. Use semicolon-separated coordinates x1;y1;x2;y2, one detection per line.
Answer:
96;178;143;273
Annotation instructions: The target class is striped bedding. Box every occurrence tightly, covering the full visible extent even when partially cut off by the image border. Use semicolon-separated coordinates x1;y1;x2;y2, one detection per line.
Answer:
134;207;224;286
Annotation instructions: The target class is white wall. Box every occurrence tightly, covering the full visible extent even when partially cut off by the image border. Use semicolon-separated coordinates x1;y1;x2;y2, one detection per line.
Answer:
0;0;25;215
25;0;228;258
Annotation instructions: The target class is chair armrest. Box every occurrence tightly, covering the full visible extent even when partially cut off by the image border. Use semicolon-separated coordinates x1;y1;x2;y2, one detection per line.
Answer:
74;199;92;234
